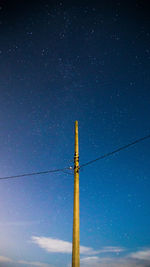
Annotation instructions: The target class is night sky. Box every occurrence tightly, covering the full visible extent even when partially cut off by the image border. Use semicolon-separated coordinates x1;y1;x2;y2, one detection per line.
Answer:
0;1;150;266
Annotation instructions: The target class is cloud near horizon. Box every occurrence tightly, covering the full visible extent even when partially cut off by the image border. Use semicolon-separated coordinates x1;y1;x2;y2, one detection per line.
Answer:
80;256;150;267
0;256;52;267
80;248;150;267
130;249;150;261
0;256;13;263
1;247;150;267
31;236;150;267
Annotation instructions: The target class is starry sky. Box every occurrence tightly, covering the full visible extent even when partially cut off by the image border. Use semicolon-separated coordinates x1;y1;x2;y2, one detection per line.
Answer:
0;0;150;266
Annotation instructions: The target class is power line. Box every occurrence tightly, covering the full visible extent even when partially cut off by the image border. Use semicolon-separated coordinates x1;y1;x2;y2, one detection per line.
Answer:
0;167;72;181
80;133;150;168
0;133;150;181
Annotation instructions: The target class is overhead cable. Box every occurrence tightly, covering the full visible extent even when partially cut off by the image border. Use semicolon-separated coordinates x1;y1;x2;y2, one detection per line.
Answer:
0;133;150;180
0;166;72;180
80;133;150;168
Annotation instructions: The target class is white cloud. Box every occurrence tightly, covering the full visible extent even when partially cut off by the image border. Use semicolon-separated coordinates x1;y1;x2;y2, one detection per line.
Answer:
0;255;52;267
31;236;124;256
32;236;72;253
2;239;150;267
0;256;13;263
80;256;150;267
98;246;124;253
81;256;100;264
130;249;150;261
1;247;150;267
31;235;96;254
18;260;52;267
78;248;150;267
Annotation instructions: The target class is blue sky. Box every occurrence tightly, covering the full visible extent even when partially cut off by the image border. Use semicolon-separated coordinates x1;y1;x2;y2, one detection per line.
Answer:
0;0;150;266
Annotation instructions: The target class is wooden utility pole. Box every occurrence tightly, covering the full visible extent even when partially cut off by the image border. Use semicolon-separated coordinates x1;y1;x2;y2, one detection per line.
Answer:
72;121;80;267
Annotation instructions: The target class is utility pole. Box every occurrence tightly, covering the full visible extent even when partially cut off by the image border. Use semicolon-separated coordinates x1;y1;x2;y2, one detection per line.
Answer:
72;121;80;267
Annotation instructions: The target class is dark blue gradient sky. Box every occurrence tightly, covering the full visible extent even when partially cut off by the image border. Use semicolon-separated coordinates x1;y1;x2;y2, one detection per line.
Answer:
0;1;150;267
